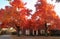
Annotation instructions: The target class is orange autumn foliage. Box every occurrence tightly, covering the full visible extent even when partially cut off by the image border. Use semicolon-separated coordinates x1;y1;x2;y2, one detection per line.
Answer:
0;0;60;31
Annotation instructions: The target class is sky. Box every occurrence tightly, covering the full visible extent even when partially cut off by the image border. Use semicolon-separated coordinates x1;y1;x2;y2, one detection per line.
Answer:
0;0;10;9
0;0;60;17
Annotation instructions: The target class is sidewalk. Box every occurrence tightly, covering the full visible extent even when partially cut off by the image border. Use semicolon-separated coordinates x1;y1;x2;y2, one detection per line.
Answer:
12;35;60;39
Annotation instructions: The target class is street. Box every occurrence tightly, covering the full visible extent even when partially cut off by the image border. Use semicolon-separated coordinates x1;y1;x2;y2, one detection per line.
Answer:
0;35;60;39
0;35;12;39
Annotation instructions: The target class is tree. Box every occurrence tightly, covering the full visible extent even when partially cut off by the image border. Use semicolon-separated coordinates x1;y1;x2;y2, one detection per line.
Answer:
7;0;32;30
32;0;60;31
